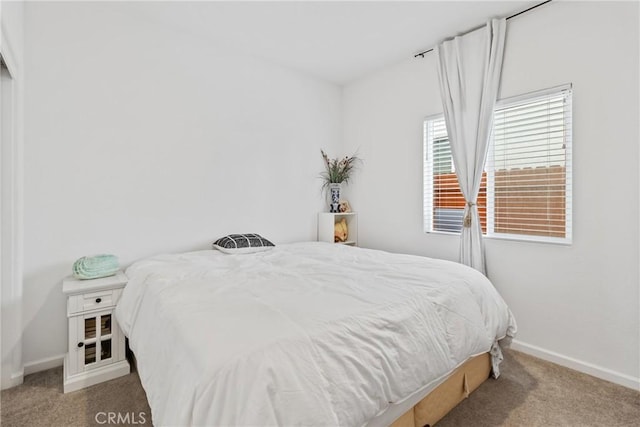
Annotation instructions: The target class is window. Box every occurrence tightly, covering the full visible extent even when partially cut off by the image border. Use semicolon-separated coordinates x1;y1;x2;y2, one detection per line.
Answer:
424;85;572;243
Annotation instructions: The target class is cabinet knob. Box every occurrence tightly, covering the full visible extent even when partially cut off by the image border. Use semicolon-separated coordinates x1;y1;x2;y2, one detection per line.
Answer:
77;342;84;348
95;298;102;303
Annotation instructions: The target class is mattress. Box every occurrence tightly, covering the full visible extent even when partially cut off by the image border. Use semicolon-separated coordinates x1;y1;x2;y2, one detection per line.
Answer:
115;242;516;426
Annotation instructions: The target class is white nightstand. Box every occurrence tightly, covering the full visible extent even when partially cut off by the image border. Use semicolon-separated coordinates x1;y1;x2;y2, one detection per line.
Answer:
317;212;358;246
63;271;130;393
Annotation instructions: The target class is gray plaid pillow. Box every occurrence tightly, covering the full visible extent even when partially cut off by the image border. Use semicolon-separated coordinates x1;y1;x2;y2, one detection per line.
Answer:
212;234;275;254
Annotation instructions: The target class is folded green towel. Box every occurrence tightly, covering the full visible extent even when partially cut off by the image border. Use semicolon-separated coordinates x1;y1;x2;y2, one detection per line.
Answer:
73;254;119;280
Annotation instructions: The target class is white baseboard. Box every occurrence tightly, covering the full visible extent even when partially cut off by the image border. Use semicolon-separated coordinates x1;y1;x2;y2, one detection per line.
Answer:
511;339;640;391
23;353;65;376
1;368;24;390
11;368;24;383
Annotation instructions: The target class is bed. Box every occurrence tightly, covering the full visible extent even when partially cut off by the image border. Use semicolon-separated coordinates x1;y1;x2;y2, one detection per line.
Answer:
115;242;516;426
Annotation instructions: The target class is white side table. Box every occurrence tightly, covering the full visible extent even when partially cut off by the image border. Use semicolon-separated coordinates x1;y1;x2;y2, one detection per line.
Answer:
317;212;358;246
63;271;130;393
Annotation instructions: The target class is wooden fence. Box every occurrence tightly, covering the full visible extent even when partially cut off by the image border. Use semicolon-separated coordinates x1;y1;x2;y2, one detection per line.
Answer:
433;165;566;238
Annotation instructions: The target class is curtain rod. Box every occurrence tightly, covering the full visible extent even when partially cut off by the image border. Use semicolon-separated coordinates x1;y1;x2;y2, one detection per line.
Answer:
413;0;552;58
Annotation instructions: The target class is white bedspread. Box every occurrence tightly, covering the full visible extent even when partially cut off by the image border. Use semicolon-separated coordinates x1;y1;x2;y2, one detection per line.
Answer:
116;242;516;426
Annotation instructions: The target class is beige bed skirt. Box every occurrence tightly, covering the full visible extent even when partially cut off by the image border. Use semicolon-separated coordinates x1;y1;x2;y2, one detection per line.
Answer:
128;343;490;427
390;352;491;427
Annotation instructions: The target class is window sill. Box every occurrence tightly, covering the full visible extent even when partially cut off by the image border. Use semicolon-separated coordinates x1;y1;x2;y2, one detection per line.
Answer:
424;230;572;246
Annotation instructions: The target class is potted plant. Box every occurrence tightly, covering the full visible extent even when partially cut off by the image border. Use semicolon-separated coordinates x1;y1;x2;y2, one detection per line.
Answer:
320;150;361;213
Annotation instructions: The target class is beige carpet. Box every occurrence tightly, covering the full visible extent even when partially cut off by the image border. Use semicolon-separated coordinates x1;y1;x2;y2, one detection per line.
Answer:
0;364;151;427
438;350;639;427
1;350;638;426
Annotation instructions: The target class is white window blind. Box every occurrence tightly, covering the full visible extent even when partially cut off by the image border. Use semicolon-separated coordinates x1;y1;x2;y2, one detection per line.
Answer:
424;118;468;233
424;85;572;243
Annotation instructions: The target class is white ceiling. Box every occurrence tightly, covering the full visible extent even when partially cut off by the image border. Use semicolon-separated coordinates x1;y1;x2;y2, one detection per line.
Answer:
126;1;538;85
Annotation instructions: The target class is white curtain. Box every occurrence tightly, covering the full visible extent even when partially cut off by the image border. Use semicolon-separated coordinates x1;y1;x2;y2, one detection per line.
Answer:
436;18;506;275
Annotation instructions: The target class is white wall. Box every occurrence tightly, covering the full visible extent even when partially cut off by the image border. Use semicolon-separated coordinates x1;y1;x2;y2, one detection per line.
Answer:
343;1;639;388
1;0;25;389
22;2;342;368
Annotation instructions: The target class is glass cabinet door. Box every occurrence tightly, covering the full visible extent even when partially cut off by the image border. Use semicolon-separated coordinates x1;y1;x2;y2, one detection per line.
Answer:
101;315;111;335
81;312;114;368
101;339;112;360
100;314;112;360
85;342;96;364
85;318;96;339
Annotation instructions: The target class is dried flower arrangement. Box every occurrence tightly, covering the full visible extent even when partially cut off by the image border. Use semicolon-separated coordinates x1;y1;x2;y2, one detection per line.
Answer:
320;150;362;190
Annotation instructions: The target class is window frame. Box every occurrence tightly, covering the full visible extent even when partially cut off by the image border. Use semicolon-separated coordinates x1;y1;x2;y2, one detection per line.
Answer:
423;84;573;245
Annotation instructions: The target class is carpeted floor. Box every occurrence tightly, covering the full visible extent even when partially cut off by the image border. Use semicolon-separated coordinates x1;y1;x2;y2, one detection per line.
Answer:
1;350;638;426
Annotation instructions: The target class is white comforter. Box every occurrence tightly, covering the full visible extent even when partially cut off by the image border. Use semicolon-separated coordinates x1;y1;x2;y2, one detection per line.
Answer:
116;242;516;427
